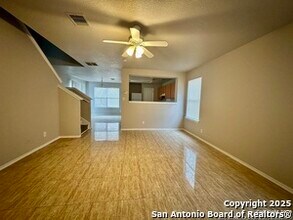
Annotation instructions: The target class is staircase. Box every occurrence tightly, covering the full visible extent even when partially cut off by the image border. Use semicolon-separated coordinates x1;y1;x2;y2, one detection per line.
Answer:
80;117;90;135
67;87;92;135
81;125;88;134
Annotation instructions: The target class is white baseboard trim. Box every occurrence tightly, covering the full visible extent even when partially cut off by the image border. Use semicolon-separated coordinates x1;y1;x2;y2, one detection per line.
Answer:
0;134;84;171
0;136;60;171
59;135;81;138
121;128;182;131
181;129;293;194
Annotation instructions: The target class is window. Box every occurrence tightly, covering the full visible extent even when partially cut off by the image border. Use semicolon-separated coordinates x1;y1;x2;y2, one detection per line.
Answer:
94;87;120;108
186;77;202;121
70;79;86;93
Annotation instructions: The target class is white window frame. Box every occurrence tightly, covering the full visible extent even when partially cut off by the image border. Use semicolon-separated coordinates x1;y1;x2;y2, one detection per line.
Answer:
70;79;86;93
185;77;202;122
94;87;120;109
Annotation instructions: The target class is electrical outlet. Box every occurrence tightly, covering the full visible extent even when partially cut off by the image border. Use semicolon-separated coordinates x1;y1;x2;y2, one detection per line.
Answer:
142;121;145;125
200;129;203;134
43;131;47;138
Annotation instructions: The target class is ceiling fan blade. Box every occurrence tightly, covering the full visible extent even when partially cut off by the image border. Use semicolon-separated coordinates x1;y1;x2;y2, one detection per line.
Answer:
103;40;130;45
143;47;154;58
141;41;168;47
122;49;128;57
130;27;140;41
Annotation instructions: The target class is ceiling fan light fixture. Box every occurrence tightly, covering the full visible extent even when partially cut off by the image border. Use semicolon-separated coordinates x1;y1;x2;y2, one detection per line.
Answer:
135;53;142;59
126;46;135;56
102;26;167;59
135;46;144;58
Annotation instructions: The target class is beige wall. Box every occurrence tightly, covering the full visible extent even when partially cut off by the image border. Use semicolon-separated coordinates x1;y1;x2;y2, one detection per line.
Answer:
58;89;81;136
184;23;293;188
121;68;185;129
0;17;59;166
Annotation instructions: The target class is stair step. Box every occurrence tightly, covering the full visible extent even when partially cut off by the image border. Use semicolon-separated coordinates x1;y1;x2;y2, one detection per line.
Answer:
81;125;88;133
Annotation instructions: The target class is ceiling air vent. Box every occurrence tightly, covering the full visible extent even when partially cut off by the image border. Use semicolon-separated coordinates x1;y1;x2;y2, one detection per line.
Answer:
68;14;88;26
85;62;98;66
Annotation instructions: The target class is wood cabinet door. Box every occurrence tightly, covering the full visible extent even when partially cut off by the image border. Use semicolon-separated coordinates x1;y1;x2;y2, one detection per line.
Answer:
170;83;175;99
161;86;166;95
165;84;171;99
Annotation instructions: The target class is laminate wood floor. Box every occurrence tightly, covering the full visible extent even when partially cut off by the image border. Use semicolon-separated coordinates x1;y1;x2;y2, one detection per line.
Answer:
0;130;292;219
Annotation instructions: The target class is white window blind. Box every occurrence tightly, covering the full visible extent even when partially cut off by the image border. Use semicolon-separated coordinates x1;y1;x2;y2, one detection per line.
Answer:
94;87;120;108
186;77;202;121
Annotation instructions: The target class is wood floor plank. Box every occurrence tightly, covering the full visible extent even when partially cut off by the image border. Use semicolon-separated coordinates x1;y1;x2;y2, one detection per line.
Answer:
0;130;292;219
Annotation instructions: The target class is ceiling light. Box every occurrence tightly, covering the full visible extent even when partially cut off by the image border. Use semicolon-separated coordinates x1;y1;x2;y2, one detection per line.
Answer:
126;46;135;56
103;26;167;59
135;46;144;58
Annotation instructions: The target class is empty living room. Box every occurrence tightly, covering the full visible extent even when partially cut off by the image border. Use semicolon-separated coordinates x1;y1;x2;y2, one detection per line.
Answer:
0;0;292;219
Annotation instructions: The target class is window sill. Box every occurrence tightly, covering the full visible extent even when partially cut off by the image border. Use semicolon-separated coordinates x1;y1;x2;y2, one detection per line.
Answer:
185;117;199;122
128;101;177;104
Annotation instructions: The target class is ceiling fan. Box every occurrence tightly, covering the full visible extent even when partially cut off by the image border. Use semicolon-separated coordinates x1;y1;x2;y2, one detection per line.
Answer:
102;26;168;59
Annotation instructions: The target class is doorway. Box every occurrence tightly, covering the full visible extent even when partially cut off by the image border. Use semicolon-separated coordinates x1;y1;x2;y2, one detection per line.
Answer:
143;87;154;101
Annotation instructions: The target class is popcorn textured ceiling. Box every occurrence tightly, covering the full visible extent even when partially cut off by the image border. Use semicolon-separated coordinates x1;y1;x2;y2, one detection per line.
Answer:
1;0;293;81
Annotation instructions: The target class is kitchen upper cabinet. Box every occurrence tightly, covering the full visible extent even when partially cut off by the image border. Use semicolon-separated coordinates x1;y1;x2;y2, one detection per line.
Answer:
170;82;175;99
157;82;176;100
165;84;171;99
